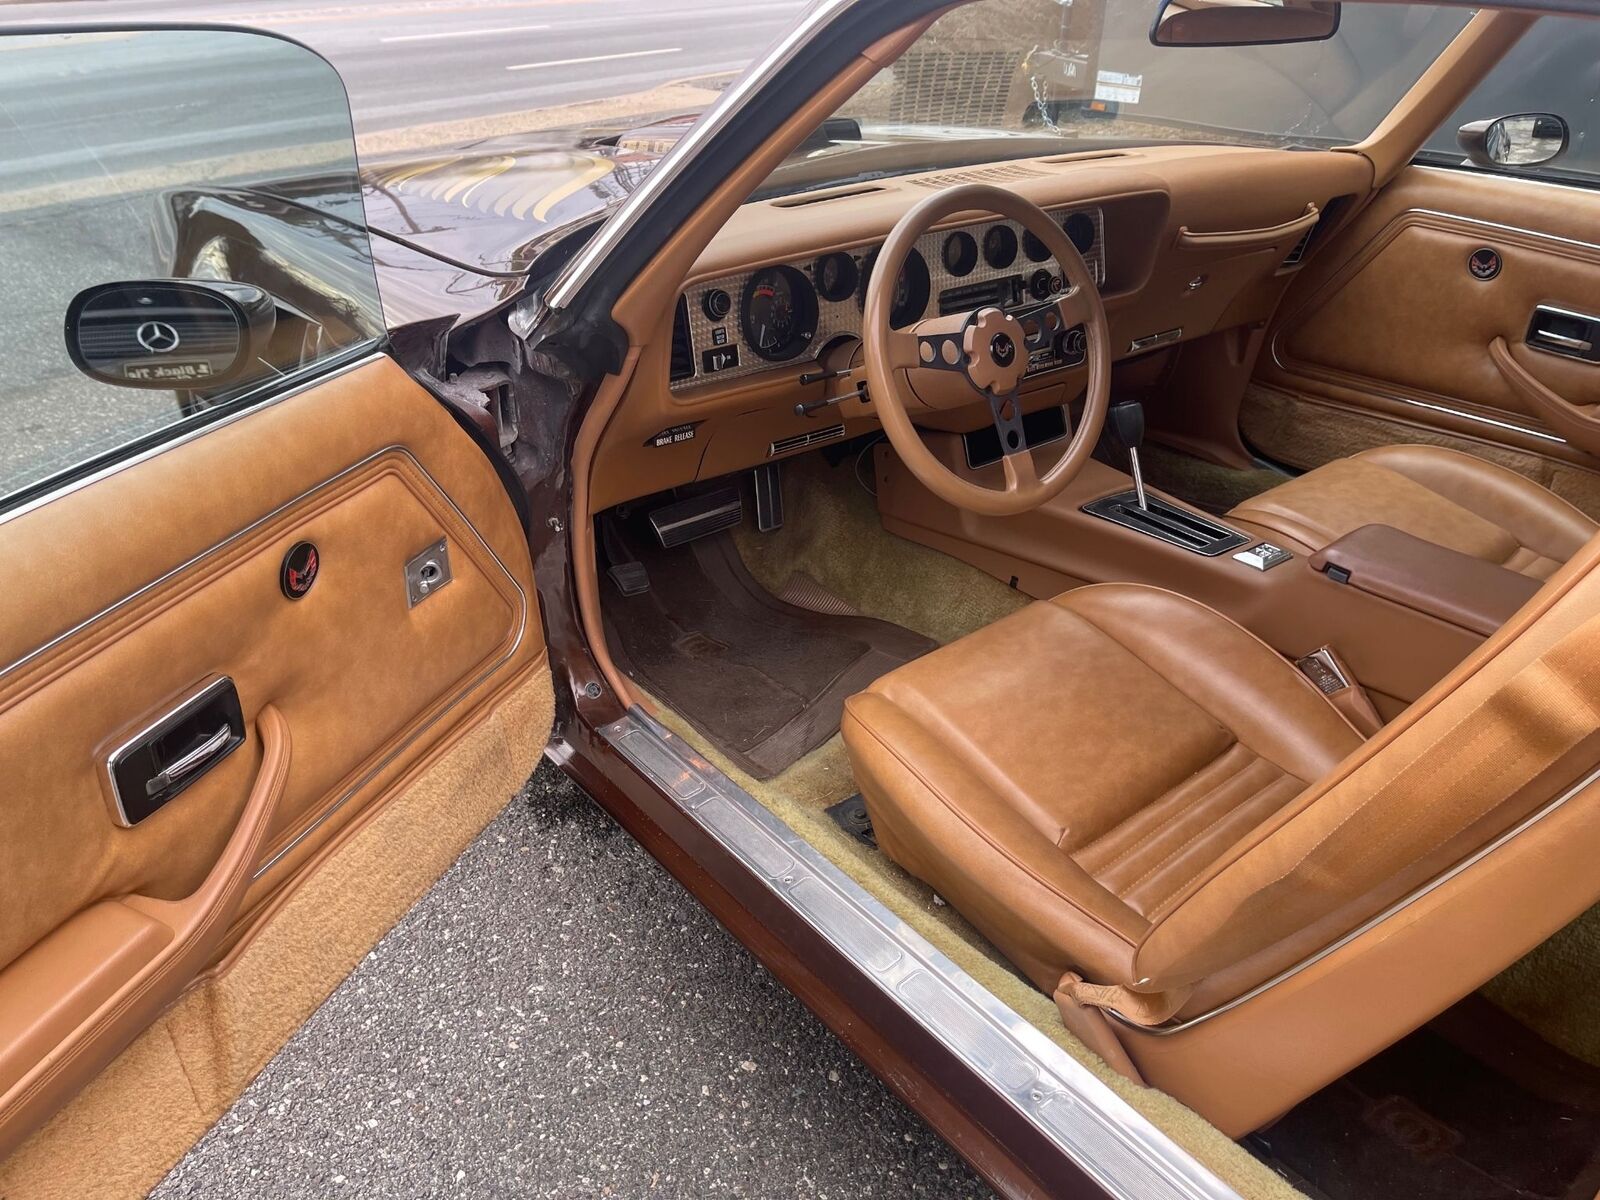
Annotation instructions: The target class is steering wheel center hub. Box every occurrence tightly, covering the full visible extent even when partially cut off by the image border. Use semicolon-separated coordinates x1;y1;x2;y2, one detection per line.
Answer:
963;307;1029;395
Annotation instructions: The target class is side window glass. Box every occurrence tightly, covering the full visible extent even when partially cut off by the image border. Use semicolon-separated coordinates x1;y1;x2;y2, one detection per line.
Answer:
0;28;384;509
1419;19;1600;185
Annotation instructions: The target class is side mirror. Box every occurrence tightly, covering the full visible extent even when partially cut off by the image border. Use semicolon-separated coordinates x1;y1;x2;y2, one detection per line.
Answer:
65;279;275;391
1457;113;1570;170
1151;0;1340;47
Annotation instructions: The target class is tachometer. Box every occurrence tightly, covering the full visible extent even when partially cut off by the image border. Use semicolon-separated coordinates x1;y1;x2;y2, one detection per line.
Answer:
741;265;818;362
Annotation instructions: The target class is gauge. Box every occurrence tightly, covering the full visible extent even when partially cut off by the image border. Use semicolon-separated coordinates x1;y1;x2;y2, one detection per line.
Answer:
1029;268;1056;301
982;224;1018;270
1064;212;1096;254
741;264;818;362
1023;228;1052;263
942;231;978;278
813;252;859;303
859;248;931;329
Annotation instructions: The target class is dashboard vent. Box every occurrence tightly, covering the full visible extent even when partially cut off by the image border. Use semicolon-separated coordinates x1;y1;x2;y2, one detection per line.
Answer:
669;296;694;382
1037;151;1128;166
769;424;845;457
909;162;1044;189
1281;220;1319;267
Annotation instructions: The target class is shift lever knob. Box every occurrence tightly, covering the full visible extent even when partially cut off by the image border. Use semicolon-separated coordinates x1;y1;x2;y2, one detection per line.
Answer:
1108;401;1150;511
1108;400;1146;452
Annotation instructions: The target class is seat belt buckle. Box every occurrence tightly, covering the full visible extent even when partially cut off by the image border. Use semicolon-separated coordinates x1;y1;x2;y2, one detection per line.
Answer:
1295;647;1350;696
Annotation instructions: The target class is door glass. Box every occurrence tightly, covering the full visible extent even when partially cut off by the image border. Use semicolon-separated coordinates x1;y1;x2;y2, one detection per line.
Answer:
1419;18;1600;185
0;28;383;508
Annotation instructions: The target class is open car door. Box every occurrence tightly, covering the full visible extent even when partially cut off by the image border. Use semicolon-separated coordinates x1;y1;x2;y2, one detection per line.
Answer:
0;27;552;1190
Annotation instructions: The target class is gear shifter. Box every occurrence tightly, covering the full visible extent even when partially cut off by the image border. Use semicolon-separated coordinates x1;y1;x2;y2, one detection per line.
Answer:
1108;400;1149;511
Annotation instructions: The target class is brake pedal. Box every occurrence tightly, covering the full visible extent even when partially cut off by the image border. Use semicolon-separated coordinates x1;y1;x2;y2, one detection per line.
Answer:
607;561;650;597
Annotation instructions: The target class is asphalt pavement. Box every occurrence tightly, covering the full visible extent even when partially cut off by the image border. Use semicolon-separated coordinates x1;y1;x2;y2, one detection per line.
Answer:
151;760;995;1199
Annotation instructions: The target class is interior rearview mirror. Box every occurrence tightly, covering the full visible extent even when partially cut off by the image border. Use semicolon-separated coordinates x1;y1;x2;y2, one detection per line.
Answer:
1457;113;1570;170
1150;0;1340;47
65;280;275;391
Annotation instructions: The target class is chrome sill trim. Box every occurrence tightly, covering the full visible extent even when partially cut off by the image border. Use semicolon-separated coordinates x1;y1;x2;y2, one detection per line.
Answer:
1115;757;1600;1038
603;709;1242;1200
543;0;860;314
0;346;383;532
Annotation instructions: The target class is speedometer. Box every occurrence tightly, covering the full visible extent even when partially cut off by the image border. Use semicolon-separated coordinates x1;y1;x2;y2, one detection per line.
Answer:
741;265;818;362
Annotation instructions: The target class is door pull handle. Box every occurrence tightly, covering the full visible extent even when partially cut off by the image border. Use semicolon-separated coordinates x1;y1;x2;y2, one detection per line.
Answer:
144;724;233;796
1533;329;1594;354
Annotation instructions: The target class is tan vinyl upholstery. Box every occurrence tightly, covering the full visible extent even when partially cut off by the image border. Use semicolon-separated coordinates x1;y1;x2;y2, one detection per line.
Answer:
842;556;1600;1133
1228;444;1597;580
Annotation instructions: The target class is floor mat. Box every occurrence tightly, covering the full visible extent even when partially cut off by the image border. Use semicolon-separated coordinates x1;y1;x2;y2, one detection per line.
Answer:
1250;996;1600;1200
605;530;936;780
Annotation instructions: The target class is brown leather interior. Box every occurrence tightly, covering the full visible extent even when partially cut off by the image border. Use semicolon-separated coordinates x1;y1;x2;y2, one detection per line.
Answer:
1308;524;1545;639
845;531;1600;1133
1229;443;1599;579
0;356;550;1159
569;0;1600;1170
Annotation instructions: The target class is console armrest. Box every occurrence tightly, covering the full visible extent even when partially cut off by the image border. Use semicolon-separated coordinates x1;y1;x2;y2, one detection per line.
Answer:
1309;525;1543;637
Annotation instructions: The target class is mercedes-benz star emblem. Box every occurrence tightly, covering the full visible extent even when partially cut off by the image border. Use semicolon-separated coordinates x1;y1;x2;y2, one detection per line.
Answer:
135;320;181;354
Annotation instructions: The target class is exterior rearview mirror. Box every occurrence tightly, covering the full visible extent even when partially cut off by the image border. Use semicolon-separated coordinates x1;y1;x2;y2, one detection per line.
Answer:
1457;113;1570;170
65;279;275;391
1150;0;1340;47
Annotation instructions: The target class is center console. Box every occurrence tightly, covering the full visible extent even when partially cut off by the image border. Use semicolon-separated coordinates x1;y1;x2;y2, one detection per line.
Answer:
874;432;1518;719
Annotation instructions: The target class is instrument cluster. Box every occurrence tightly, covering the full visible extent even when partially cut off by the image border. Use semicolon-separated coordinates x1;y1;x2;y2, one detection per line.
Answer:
671;207;1105;391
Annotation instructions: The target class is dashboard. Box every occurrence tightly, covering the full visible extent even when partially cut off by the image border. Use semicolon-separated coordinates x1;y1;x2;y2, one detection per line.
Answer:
670;207;1106;392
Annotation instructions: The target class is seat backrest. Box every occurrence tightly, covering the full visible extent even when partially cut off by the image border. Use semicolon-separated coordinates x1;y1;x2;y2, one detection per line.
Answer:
1132;534;1600;998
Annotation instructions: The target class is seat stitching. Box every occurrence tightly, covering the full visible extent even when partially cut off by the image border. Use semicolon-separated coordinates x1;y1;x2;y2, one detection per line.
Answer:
1120;766;1299;897
845;702;1140;948
1090;745;1253;873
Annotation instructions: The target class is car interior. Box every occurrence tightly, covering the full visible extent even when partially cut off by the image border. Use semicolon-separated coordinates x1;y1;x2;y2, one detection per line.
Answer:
576;4;1600;1197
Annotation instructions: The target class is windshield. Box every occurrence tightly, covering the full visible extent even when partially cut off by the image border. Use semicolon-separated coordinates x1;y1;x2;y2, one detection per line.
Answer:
762;0;1473;198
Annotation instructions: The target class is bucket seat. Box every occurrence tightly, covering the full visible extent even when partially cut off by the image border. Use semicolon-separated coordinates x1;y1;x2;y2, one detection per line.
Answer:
841;550;1600;1135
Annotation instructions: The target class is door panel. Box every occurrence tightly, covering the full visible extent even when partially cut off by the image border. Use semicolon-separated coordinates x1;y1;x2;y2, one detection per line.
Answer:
0;355;551;1157
1256;166;1600;510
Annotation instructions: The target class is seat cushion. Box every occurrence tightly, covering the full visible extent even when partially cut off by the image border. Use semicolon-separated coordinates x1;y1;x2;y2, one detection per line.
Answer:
840;584;1363;994
1228;445;1597;580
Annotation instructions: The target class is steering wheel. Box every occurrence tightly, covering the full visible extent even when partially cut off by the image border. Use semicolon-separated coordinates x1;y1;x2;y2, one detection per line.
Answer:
862;184;1111;517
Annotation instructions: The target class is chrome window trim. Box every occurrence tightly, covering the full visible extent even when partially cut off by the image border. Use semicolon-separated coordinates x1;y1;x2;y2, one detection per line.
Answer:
0;346;384;532
1112;757;1600;1037
601;709;1243;1200
542;0;861;314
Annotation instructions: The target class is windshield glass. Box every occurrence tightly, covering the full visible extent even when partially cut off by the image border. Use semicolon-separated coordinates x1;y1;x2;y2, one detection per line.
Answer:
762;0;1473;198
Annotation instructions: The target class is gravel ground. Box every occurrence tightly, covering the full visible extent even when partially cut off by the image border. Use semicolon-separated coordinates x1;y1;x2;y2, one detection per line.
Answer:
153;759;995;1200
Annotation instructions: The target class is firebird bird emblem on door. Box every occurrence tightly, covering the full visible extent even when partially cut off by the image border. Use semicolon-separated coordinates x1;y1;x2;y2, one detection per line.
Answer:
280;541;319;599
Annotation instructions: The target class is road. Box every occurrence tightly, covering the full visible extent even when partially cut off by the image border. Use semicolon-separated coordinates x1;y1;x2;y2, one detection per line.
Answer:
2;0;807;141
152;762;993;1198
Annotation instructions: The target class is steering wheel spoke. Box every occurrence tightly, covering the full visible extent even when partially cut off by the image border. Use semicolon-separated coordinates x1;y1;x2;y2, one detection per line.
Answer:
989;389;1030;464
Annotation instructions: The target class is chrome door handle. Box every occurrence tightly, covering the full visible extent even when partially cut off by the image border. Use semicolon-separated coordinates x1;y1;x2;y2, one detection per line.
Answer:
1534;329;1594;354
146;724;234;796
